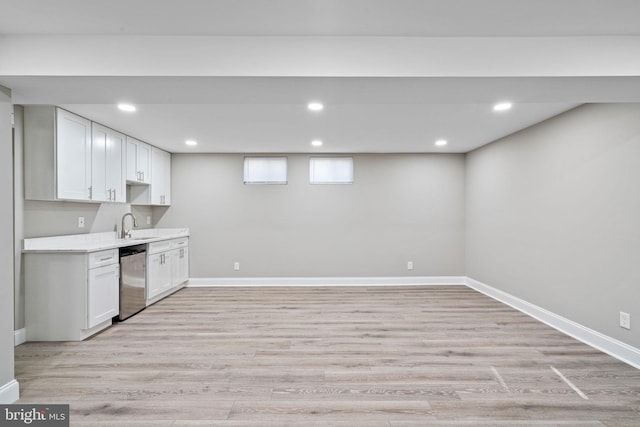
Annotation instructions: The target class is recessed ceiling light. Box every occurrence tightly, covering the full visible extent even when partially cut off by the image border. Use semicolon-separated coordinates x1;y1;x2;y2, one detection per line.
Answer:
493;102;513;112
185;140;197;146
117;103;136;112
435;139;448;146
307;102;324;112
311;139;323;147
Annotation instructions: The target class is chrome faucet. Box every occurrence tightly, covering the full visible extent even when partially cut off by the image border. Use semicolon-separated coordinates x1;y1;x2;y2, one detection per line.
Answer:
120;212;138;239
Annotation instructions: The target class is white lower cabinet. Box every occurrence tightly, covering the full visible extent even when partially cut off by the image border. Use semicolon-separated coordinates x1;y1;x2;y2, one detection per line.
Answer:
147;237;189;304
25;249;120;341
148;251;172;300
172;246;189;286
87;263;120;328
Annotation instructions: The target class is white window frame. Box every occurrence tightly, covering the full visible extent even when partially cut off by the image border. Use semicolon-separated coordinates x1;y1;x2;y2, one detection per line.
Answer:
309;156;354;184
243;156;288;185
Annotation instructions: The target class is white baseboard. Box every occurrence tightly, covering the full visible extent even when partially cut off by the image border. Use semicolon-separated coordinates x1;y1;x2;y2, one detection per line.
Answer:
14;328;26;346
188;276;466;287
465;276;640;370
0;379;19;404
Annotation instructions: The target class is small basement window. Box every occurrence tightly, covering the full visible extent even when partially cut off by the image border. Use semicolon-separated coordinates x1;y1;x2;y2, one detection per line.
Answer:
243;156;288;184
309;157;354;184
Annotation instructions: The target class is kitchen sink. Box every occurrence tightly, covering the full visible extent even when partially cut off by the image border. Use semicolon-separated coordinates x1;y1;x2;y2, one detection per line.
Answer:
119;236;156;241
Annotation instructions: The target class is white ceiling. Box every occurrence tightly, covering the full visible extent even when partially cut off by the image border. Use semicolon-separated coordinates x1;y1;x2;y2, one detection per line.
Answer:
2;0;640;37
1;1;639;153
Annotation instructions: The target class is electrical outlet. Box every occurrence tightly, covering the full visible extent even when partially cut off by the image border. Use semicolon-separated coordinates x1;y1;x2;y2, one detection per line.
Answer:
147;216;151;225
78;217;85;228
234;262;240;271
407;261;413;270
620;312;631;330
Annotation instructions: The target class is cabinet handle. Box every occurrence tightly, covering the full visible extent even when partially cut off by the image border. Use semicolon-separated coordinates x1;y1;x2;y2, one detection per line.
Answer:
99;257;112;261
180;248;184;258
88;186;92;199
113;188;116;201
108;188;112;201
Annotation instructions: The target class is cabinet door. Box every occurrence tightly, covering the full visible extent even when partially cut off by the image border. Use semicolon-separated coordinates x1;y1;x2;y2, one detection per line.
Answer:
126;137;152;184
126;137;138;182
138;142;151;184
151;148;171;205
148;252;172;300
162;150;171;205
87;263;119;328
175;246;189;286
56;109;92;201
107;130;126;202
91;123;108;202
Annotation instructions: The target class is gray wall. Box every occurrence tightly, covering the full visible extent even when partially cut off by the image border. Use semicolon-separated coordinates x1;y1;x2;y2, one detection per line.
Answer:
23;201;153;239
466;103;640;349
155;153;466;278
1;86;16;399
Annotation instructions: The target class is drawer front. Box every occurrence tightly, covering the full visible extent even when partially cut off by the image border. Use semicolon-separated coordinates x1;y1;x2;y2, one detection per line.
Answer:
88;249;118;269
171;237;189;249
148;240;172;254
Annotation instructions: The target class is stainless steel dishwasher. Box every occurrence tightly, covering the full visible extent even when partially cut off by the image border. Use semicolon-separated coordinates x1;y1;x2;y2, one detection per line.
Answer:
118;244;147;320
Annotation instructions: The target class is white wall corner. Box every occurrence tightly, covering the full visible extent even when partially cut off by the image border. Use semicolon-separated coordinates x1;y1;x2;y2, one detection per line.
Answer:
0;379;19;404
14;329;26;346
465;276;640;370
188;276;467;287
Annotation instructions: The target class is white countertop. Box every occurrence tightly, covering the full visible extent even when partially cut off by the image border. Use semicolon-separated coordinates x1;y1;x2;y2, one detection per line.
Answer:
23;228;189;253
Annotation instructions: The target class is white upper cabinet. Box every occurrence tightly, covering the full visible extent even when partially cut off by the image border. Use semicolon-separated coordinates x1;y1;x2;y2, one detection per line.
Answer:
126;137;151;184
151;147;171;205
24;106;93;202
56;109;93;201
90;123;108;201
92;123;126;203
107;129;127;203
24;106;168;205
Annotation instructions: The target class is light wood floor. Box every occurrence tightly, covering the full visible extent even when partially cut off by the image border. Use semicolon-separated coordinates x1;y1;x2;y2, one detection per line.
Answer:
15;286;640;426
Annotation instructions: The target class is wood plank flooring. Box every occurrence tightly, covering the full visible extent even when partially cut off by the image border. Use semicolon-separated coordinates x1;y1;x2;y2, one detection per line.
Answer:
15;286;640;426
